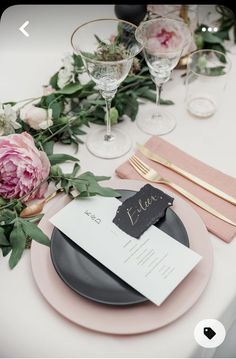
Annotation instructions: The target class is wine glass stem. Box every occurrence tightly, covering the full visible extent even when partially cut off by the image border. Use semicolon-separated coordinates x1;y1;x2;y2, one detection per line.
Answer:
101;90;116;142
105;97;112;141
155;83;163;118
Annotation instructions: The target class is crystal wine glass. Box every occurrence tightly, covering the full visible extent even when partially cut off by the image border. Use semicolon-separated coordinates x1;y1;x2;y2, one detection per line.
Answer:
135;17;191;135
71;19;143;158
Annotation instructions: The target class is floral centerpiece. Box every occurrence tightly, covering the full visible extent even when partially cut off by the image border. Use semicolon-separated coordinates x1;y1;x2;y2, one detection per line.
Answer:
0;30;159;269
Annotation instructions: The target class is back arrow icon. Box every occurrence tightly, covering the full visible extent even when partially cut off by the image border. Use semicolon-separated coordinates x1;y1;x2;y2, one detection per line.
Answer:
19;21;30;37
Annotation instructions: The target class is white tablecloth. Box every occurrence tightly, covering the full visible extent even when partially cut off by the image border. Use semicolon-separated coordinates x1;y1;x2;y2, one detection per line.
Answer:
0;5;236;358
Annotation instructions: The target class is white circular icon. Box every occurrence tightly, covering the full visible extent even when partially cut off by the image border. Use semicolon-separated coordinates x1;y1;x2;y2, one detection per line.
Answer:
194;319;226;348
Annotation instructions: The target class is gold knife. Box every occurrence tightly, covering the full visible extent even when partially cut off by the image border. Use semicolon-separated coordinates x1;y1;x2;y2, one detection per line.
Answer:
137;143;236;206
130;154;236;227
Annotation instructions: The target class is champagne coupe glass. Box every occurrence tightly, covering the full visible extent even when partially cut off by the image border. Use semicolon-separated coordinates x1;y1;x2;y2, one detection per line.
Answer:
71;19;143;159
135;17;192;135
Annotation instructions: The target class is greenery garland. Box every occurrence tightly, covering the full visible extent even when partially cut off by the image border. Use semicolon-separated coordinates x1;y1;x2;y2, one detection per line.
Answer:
0;39;162;269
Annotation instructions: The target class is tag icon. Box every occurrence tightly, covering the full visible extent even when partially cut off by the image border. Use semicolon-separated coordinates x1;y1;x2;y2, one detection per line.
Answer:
194;319;226;348
204;327;216;340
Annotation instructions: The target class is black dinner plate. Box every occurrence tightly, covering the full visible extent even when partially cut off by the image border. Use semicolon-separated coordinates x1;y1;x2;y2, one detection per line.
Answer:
50;189;189;306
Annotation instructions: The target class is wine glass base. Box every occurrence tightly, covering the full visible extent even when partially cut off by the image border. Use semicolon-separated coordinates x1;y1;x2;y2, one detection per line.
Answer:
86;128;132;159
137;109;176;135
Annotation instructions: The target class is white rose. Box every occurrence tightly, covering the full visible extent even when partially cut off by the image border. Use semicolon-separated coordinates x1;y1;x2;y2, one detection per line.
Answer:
20;106;53;130
58;67;73;89
0;103;21;135
57;53;75;89
62;53;74;70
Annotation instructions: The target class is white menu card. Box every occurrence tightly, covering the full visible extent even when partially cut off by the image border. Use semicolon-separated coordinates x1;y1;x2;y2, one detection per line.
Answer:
50;196;202;306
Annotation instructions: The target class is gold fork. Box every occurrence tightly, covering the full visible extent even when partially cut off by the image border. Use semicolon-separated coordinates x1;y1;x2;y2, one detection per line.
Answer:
129;155;236;227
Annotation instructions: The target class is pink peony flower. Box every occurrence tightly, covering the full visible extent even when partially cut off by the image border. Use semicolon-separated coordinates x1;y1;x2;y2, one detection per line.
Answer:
0;132;50;201
146;24;184;55
156;28;176;48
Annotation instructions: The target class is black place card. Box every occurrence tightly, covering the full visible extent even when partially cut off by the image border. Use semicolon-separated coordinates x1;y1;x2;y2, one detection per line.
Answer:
112;184;174;239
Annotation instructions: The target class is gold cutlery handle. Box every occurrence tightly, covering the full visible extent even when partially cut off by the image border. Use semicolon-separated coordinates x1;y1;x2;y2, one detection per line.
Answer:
167;181;236;227
45;188;64;203
137;144;236;206
169;163;236;206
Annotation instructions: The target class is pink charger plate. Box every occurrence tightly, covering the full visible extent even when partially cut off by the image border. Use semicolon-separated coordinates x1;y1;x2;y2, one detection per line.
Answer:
31;178;213;335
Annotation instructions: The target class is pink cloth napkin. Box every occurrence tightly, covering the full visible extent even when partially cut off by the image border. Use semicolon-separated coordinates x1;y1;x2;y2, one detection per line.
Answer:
116;136;236;243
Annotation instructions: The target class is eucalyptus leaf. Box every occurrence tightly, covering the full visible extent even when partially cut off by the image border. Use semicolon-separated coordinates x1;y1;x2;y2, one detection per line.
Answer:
216;30;230;41
64;181;72;194
45;94;57;107
201;31;224;44
19;219;50;247
0;227;9;246
140;90;156;102
77;172;120;197
50;101;63;118
94;175;111;182
14;200;24;214
0;209;16;225
194;33;204;49
159;98;175;105
70;179;88;194
25;214;44;223
42;141;54;156
123;94;138;121
123;76;139;84
77;191;97;198
135;86;151;97
71;162;80;177
205;66;225;76
49;72;59;89
87;99;105;106
207;43;226;62
2;247;11;257
48;154;79;166
71;128;87;136
9;222;27;269
73;54;84;68
50;165;63;178
56;83;83;95
105;107;119;125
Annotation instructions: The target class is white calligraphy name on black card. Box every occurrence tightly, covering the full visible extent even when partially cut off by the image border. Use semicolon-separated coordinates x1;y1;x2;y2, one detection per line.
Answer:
112;184;174;239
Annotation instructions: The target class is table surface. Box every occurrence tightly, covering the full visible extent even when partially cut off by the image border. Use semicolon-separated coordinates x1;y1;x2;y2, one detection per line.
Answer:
0;5;236;358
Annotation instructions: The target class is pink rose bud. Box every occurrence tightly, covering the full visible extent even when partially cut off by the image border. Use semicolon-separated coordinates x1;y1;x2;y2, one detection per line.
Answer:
20;106;53;130
43;85;56;96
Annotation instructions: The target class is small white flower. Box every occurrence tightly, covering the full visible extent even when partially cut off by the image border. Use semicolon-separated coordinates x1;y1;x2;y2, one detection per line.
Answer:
0;103;21;135
58;67;73;89
20;106;53;130
62;53;74;71
57;53;75;89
